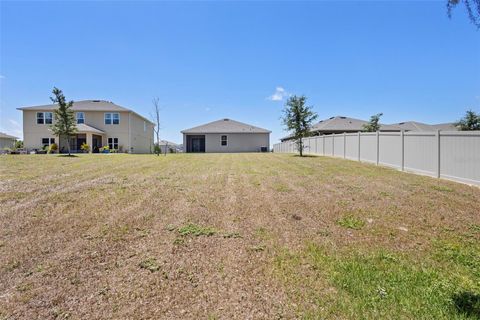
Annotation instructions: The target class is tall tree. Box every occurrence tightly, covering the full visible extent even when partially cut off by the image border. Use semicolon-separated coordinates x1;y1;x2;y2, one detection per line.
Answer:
50;87;76;156
151;97;162;156
447;0;480;28
455;110;480;130
282;95;318;157
363;113;383;132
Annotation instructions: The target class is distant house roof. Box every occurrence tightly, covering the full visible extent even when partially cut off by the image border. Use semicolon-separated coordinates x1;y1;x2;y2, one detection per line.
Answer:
431;123;459;131
17;100;155;125
181;118;271;134
76;123;105;134
311;116;400;133
392;121;459;132
0;132;18;140
158;140;180;146
392;121;434;132
280;116;400;141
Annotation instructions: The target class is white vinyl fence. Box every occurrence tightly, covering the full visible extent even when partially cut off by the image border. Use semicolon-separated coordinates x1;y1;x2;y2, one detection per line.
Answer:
273;131;480;186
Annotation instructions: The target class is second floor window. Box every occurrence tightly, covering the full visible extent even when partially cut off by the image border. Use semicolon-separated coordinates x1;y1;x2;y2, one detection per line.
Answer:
76;112;85;124
37;112;53;124
105;113;120;125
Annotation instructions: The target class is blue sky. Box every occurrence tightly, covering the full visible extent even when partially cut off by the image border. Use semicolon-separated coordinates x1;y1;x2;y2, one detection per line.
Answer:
1;1;479;144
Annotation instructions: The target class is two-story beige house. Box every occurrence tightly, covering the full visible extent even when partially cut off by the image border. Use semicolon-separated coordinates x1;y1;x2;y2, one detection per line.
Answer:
18;100;154;153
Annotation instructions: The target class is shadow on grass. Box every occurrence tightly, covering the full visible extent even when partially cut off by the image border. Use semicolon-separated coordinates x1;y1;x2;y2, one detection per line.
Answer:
292;154;319;158
453;291;480;318
57;154;79;158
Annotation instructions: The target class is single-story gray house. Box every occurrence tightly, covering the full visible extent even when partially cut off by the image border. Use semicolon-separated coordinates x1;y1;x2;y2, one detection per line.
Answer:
181;118;270;153
0;132;18;149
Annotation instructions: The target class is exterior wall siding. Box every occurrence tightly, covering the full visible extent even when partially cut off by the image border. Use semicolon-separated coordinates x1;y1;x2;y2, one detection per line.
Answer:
183;133;269;153
273;131;480;186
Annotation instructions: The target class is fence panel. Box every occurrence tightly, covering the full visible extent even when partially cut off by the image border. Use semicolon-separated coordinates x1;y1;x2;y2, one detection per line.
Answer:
345;133;359;160
324;135;333;155
404;132;437;176
440;132;480;185
273;131;480;186
333;134;344;158
359;133;377;163
379;132;402;169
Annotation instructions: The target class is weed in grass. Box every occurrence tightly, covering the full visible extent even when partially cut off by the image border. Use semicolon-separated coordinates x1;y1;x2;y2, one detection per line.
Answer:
165;224;176;231
173;237;185;246
139;258;161;273
432;185;454;192
274;184;290;192
178;223;216;237
379;191;392;197
251;244;266;252
223;232;242;239
337;215;365;230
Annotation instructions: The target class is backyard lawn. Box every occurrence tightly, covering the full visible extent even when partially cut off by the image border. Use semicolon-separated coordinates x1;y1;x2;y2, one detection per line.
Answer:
0;153;479;319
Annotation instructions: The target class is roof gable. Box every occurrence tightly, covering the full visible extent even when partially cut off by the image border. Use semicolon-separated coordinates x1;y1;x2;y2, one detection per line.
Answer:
17;100;155;125
181;118;271;134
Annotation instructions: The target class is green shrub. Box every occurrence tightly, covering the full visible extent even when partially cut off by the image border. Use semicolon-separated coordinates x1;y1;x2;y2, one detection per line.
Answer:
178;223;216;237
80;142;90;153
337;215;365;230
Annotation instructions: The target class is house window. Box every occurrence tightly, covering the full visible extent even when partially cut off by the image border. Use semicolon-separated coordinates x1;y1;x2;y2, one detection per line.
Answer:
108;137;118;150
221;135;227;146
41;138;55;147
45;112;53;124
36;112;53;124
105;113;120;125
76;112;85;124
37;112;44;124
112;113;120;124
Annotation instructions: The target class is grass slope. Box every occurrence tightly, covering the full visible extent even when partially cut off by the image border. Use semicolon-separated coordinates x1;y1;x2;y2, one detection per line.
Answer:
0;153;479;319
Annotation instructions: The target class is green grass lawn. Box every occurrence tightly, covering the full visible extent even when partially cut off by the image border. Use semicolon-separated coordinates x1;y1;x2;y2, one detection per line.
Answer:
0;153;479;319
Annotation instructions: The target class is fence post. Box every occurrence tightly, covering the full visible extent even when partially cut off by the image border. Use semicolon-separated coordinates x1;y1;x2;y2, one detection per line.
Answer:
376;131;380;165
401;130;405;171
436;130;441;178
323;136;325;156
343;132;346;159
358;131;361;161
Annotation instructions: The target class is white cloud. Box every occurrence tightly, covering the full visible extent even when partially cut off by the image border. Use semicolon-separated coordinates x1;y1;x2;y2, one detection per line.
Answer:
0;75;5;79
267;86;289;101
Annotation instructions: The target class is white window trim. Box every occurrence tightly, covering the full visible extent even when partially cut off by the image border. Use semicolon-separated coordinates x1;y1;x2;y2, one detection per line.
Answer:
37;112;53;125
104;112;120;125
76;112;85;124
